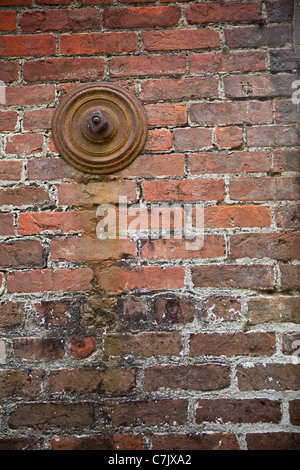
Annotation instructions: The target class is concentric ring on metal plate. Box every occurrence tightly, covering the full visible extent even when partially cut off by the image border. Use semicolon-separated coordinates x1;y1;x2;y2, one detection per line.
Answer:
51;82;148;174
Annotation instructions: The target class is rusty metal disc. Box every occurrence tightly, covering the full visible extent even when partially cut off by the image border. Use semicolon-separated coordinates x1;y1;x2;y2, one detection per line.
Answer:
51;82;148;174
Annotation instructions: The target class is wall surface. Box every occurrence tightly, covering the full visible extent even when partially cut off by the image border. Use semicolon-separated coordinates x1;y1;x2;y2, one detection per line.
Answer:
0;0;299;451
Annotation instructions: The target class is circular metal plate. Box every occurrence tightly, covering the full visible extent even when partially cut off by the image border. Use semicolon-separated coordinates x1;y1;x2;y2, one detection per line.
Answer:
51;82;148;174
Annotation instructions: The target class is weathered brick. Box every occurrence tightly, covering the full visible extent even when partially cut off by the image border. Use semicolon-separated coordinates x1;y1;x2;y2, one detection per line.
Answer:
0;111;18;131
51;435;143;451
7;268;93;293
152;433;240;450
0;61;19;83
216;126;243;149
247;126;299;147
270;50;299;72
0;301;24;328
0;12;17;32
230;177;300;201
60;32;137;55
144;129;172;152
145;103;187;127
107;399;188;427
190;102;272;126
196;399;281;424
58;181;137;206
20;8;99;32
280;264;300;291
0;369;43;398
96;266;185;293
173;128;212;151
1;85;55;107
0;214;15;236
289;400;300;426
103;6;181;29
142;29;220;51
224;24;293;48
0;160;22;181
237;364;300;390
265;0;294;22
104;332;183;357
282;333;300;355
187;2;262;24
117;154;185;178
49;368;135;393
202;297;242;322
202;205;272;228
144;364;230;391
141;77;218;102
27;157;82;180
192;265;274;290
190;332;276;357
248;297;300;324
51;237;135;261
154;296;194;324
276;204;300;230
0;438;42;451
190;51;266;74
5;134;44;155
8;403;94;429
224;74;297;99
246;433;300;451
109;55;186;78
13;338;65;361
143;179;224;202
34;300;73;326
0;34;56;57
273;150;300;172
18;211;96;236
0;240;44;268
231;233;300;261
24;57;105;83
70;337;96;359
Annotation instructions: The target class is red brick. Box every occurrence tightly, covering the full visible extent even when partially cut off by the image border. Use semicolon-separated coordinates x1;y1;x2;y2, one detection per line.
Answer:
104;332;183;357
154;296;195;324
266;0;294;23
0;61;19;83
202;297;242;322
0;0;31;5
0;240;44;268
49;368;135;393
276;204;300;230
18;211;96;236
0;370;44;398
24;57;105;83
51;435;143;451
224;24;293;48
103;6;181;29
275;100;298;123
0;214;15;236
34;300;72;326
0;438;42;451
280;264;300;291
247;126;299;147
107;399;188;427
0;160;23;181
60;32;137;55
142;29;220;51
36;0;72;3
27;157;82;180
58;181;137;206
7;267;93;293
216;126;243;149
224;74;297;99
145;103;187;127
0;301;24;328
192;265;275;290
51;237;136;261
144;129;172;152
231;233;300;261
141;235;225;260
0;111;18;131
141;77;219;102
8;403;94;429
0;186;50;207
0;12;17;32
0;34;56;57
246;433;300;451
248;297;300;324
237;364;299;391
117;154;185;178
96;266;185;293
152;433;240;450
190;332;276;357
143;179;224;202
13;338;65;361
21;8;99;32
273;150;300;172
109;55;186;78
187;2;262;24
144;364;230;391
230;177;300;201
190;151;270;175
173;128;212;151
23;109;54;131
190;101;272;126
5;134;44;155
196;399;281;424
190;50;266;74
70;337;96;359
2;85;55;107
290;401;300;426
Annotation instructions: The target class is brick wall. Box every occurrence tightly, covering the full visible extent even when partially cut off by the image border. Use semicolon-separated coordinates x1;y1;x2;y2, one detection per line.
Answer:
0;0;299;451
